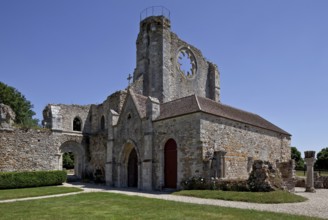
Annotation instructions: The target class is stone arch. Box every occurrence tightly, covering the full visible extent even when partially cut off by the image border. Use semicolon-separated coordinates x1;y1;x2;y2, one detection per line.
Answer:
59;141;85;179
73;116;82;131
117;140;141;188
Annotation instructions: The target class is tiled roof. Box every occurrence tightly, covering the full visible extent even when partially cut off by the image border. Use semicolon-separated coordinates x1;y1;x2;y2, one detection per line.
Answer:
156;95;290;135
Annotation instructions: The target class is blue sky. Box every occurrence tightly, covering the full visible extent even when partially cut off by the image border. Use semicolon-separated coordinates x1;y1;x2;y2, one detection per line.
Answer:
1;0;327;154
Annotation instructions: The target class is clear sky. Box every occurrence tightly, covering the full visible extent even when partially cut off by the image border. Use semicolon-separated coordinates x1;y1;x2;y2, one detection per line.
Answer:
1;0;327;155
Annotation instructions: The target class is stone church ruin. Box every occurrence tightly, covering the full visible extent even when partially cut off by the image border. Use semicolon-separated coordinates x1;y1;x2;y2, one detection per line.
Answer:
0;8;292;191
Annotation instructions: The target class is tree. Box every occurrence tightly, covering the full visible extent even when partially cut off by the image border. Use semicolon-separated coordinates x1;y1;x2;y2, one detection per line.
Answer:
291;146;304;169
63;152;74;169
0;81;38;127
315;147;328;170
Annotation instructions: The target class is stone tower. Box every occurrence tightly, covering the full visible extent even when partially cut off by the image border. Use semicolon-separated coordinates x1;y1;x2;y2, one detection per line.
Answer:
132;14;220;103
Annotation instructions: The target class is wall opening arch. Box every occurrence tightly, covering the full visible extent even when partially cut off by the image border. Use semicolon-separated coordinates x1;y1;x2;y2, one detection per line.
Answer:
118;141;140;188
73;117;82;131
59;141;85;181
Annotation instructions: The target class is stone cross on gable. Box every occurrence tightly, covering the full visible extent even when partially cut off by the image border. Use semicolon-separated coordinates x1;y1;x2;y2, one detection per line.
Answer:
127;74;132;87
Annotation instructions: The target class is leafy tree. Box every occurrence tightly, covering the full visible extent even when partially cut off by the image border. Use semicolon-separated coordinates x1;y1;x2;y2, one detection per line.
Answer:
291;146;304;169
0;81;38;127
63;152;74;169
315;147;328;170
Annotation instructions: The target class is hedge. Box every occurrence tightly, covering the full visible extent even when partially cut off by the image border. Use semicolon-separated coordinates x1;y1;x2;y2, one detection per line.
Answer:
0;170;67;189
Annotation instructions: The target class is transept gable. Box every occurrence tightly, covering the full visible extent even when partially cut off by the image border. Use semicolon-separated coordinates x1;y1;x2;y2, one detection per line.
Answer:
115;89;147;127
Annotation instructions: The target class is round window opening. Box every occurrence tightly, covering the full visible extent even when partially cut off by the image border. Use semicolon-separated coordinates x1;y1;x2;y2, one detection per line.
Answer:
177;48;197;78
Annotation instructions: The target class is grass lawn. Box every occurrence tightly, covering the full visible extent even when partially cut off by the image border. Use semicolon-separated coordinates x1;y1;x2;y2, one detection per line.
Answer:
0;186;82;200
296;170;328;177
173;190;307;203
0;192;321;220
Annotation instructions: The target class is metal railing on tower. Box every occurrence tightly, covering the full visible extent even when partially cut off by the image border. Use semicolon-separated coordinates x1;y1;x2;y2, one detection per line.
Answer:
140;6;170;21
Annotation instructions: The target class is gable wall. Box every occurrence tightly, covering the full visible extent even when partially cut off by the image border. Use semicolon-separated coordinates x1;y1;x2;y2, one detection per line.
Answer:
112;95;145;186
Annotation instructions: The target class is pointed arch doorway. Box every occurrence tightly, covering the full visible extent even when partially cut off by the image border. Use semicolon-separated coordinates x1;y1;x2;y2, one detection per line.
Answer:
128;148;138;187
164;139;177;188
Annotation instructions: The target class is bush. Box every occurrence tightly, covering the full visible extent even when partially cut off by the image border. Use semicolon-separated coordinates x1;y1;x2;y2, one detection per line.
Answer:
0;170;67;189
181;176;249;191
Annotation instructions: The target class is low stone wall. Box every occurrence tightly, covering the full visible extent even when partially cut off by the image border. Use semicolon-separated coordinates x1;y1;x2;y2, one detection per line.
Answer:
314;173;328;189
295;173;328;189
0;128;59;172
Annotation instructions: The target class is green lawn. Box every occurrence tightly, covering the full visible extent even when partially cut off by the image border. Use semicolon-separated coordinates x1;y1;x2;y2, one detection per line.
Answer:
296;170;328;177
0;186;82;200
173;190;307;203
0;192;321;220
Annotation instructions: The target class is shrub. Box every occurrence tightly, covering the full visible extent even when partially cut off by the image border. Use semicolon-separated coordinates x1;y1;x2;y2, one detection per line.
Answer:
181;176;249;191
0;170;67;189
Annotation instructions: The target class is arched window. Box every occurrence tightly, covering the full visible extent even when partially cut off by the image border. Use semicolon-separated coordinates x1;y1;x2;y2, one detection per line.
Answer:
73;117;82;131
100;115;105;130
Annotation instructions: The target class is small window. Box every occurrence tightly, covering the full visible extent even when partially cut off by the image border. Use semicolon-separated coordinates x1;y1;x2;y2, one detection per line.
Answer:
100;115;105;130
127;113;132;120
73;117;82;131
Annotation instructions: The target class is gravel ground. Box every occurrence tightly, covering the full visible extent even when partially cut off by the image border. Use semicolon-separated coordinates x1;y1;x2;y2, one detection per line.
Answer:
1;183;327;219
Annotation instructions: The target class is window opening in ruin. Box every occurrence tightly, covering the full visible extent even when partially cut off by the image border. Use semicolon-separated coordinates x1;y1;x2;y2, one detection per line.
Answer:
63;152;75;175
127;113;132;120
177;48;196;78
73;117;82;131
100;115;105;130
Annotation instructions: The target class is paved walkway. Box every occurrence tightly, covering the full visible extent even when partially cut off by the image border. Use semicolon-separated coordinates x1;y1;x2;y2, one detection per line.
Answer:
1;182;328;219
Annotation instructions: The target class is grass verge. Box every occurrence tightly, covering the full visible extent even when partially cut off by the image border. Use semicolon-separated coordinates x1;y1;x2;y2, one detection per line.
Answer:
0;192;321;220
0;186;82;200
173;190;307;203
296;170;328;177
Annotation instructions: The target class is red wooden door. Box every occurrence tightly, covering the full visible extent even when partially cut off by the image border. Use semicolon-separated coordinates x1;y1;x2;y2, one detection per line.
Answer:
164;139;177;188
128;148;138;187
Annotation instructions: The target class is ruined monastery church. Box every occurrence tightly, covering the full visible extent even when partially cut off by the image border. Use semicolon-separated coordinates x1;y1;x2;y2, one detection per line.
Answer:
40;12;291;190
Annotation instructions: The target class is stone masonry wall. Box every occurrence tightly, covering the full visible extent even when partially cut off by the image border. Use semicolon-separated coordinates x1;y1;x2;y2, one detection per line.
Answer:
112;95;145;187
133;16;220;103
200;114;291;179
153;113;202;189
43;104;91;133
89;90;127;134
0;128;58;172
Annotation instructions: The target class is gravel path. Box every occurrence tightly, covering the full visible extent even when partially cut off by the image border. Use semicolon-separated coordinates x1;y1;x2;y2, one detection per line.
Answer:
1;182;327;219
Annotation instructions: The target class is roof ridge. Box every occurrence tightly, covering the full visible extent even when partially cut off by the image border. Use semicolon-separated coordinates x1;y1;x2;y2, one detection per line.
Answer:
194;95;202;111
197;96;260;118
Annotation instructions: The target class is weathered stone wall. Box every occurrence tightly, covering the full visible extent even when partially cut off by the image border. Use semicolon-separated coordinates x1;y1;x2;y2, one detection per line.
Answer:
153;113;202;189
277;160;296;192
111;95;145;187
43;104;91;133
89;90;127;134
200;114;291;179
85;133;107;181
132;16;220;103
168;33;220;102
0;128;58;172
